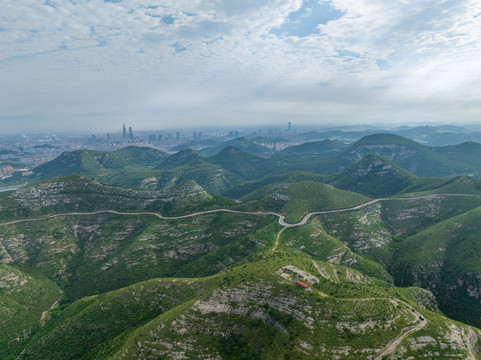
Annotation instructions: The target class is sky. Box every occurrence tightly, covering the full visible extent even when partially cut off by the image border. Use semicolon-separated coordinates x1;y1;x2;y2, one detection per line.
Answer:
1;0;481;133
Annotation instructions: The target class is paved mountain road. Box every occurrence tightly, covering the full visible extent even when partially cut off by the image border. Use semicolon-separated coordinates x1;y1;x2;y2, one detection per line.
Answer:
3;192;476;356
0;193;478;228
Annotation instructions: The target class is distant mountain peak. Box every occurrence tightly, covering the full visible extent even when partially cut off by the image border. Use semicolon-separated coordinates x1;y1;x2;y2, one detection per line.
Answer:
156;149;204;170
330;154;416;197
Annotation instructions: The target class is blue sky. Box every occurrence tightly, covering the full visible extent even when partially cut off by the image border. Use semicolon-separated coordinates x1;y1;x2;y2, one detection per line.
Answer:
1;0;481;132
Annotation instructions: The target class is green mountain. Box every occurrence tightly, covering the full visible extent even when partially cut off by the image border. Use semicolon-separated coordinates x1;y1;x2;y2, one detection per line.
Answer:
241;181;370;223
31;146;168;180
275;139;347;160
0;175;158;220
4;162;481;357
413;176;481;195
394;207;481;328
206;146;274;180
200;137;274;157
155;148;204;170
435;141;481;169
329;154;418;197
224;171;328;199
0;177;270;300
8;134;481;195
10;254;481;360
341;134;472;177
107;158;243;195
393;125;481;146
0;264;61;358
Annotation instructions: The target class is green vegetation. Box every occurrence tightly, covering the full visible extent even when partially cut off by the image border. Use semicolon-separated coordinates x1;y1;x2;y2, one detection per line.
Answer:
12;254;478;359
340;133;475;177
0;265;61;358
33;146;167;179
393;207;481;328
224;171;327;199
4;136;481;358
273;139;347;160
329;154;418;197
206;146;275;180
240;181;369;223
280;219;392;282
200;137;275;157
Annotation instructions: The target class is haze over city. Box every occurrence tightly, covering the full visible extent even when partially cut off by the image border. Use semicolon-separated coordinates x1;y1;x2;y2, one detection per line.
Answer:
1;0;481;133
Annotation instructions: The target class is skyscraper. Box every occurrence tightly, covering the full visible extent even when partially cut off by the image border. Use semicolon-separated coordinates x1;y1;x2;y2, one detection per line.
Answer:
128;126;133;141
123;124;126;139
288;122;292;131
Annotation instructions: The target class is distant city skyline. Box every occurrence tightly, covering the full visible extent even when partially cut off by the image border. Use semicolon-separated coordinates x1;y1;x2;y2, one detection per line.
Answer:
1;0;481;133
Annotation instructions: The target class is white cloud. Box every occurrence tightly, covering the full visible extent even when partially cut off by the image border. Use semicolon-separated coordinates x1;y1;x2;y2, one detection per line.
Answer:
0;0;480;132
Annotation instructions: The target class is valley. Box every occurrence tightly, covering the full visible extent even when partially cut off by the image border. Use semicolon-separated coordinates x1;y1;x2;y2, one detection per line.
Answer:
3;133;481;358
4;0;481;356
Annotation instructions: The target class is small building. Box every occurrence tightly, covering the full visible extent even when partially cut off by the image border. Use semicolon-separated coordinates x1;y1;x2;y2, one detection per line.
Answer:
295;280;309;289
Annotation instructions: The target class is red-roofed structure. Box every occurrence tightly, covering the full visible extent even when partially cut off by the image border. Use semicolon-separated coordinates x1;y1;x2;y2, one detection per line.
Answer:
295;280;309;289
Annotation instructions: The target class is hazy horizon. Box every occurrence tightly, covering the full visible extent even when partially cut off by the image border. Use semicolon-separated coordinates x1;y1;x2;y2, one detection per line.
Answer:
2;0;481;133
5;121;481;138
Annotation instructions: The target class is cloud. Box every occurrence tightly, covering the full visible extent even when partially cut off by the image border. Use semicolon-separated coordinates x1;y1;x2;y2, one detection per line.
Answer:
0;0;480;132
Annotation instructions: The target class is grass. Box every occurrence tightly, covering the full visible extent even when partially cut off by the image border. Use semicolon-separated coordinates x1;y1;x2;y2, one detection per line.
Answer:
392;206;481;328
0;265;61;359
239;181;370;223
3;174;481;358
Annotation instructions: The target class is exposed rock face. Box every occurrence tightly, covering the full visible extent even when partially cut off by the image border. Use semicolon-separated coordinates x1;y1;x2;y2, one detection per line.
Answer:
397;324;480;359
8;176;157;213
343;144;419;163
112;274;481;360
157;180;212;203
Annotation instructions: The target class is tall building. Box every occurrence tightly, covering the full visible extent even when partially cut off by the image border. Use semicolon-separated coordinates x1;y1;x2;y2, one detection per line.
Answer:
123;124;126;139
148;134;156;144
288;122;292;131
128;126;133;141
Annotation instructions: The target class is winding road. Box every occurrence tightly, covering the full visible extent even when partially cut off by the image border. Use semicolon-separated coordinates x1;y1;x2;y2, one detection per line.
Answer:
0;193;477;229
3;192;477;356
1;193;478;255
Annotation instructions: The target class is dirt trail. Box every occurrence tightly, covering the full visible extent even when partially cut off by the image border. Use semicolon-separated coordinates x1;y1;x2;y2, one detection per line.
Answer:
4;192;465;356
272;226;287;251
374;315;427;359
40;295;62;326
310;260;427;359
373;294;427;359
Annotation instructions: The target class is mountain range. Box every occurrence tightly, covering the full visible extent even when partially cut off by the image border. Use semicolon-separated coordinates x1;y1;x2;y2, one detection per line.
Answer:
3;133;481;358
